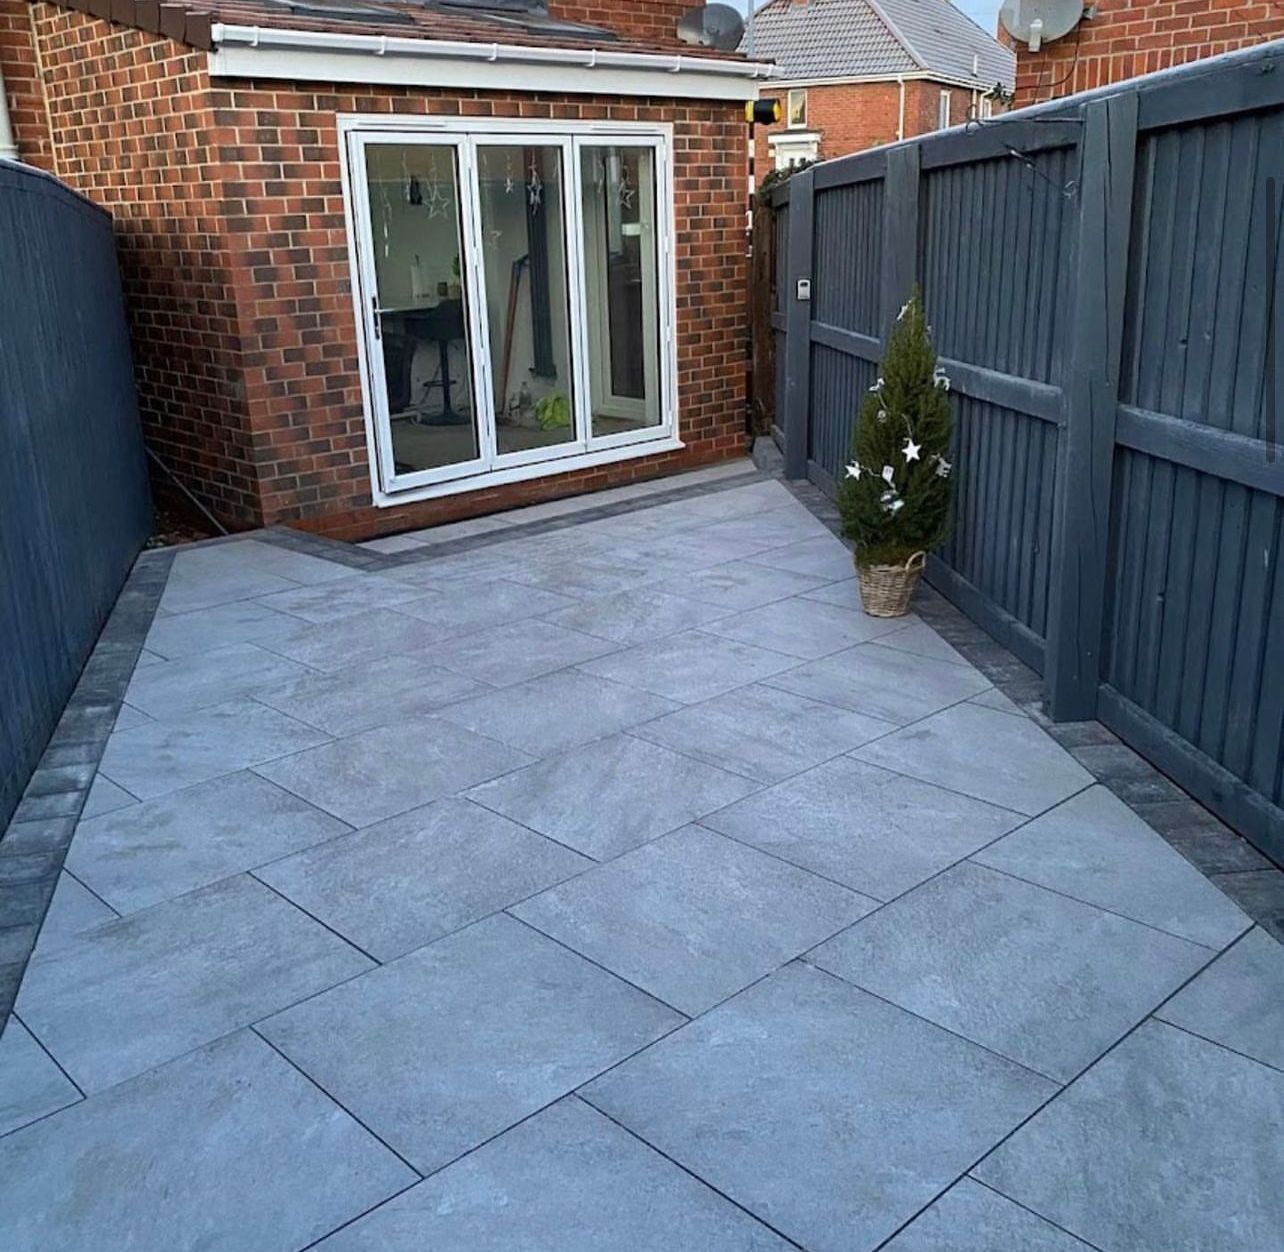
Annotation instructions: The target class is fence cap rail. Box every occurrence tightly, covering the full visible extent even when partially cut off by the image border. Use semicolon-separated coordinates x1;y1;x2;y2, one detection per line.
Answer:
0;160;112;223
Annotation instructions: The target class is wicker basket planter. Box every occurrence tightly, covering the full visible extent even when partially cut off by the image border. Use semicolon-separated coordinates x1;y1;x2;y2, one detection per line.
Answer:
855;551;926;618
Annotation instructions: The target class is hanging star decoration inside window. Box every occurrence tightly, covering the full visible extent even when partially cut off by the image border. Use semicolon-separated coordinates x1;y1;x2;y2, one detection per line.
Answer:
423;179;451;221
901;437;921;462
617;166;636;210
527;160;543;211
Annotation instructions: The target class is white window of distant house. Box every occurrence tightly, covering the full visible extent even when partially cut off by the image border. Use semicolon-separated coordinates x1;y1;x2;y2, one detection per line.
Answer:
787;89;807;129
938;90;951;129
979;94;993;120
340;118;677;504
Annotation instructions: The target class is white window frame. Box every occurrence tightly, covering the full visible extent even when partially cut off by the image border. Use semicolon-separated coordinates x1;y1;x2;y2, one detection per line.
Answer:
338;114;680;506
938;90;951;129
786;88;807;130
978;94;994;120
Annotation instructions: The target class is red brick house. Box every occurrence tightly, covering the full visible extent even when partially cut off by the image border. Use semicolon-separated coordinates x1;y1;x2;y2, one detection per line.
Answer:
0;0;768;538
1004;0;1284;107
743;0;1014;172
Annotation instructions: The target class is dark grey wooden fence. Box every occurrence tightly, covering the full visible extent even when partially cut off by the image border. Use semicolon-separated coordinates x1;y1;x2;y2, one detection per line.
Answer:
769;41;1284;861
0;162;151;828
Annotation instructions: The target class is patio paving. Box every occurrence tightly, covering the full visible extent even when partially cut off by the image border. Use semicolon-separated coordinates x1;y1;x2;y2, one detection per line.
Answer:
0;467;1279;1250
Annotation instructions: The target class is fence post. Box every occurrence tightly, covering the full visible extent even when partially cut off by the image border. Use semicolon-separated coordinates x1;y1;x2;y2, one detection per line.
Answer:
1044;92;1139;721
781;167;814;479
879;143;921;342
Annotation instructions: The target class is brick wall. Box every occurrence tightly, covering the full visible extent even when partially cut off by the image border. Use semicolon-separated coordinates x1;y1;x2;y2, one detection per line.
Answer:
0;1;52;168
1009;0;1284;106
551;0;689;46
2;6;749;539
753;78;980;171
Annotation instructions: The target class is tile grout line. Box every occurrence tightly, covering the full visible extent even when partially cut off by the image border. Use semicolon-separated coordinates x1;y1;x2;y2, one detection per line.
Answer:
960;1177;1111;1252
572;1094;810;1251
11;1008;86;1102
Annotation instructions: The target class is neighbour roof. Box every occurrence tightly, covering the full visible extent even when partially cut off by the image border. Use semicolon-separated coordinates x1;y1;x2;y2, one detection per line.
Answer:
40;0;745;60
741;0;1015;89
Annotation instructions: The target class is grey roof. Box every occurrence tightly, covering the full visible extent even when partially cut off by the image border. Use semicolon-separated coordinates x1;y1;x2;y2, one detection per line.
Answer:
741;0;1015;90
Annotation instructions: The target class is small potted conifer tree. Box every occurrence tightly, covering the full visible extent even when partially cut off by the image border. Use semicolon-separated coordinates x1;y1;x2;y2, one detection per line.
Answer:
837;289;953;617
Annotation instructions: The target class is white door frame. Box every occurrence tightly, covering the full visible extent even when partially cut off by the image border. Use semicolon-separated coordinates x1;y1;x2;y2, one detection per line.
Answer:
338;114;679;506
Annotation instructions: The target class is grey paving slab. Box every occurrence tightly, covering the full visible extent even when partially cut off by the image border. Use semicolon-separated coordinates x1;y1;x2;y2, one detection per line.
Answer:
768;641;992;724
315;1096;792;1251
656;561;830;610
0;1030;414;1251
403;514;515;544
98;697;330;800
584;962;1054;1252
430;619;619;687
260;913;681;1174
436;669;678;757
143;598;306;660
255;573;422;623
109;701;151;733
256;716;532;827
975;785;1251;950
811;861;1210;1082
66;771;350;915
159;560;297;615
882;1179;1094;1251
16;874;371;1092
799;576;869;612
123;642;312;719
514;826;874;1015
256;654;487;736
703;757;1022;900
579;629;798;704
1158;928;1284;1070
234;539;357;585
79;774;135;820
29;874;116;958
541;585;734;644
395;578;577;637
968;686;1025;714
358;532;429;554
259;607;438;674
468;733;757;860
875;619;971;665
747;534;857;581
388;546;529;590
257;797;590;961
694;508;824;552
632;683;892;784
703;596;907;660
975;1020;1284;1252
505;552;659;599
0;1019;79;1136
855;702;1093;816
133;648;165;668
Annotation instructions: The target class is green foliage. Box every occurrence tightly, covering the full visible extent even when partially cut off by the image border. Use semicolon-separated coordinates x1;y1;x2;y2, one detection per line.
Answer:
836;289;954;565
535;390;571;431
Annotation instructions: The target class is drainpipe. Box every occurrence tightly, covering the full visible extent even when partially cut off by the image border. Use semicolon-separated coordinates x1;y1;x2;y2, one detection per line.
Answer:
0;63;18;161
896;75;906;142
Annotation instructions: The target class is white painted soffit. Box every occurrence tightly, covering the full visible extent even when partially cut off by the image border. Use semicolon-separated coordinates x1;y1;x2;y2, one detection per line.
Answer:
208;24;775;100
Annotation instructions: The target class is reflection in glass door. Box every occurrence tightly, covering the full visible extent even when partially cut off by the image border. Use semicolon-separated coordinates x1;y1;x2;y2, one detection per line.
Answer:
360;140;484;483
476;144;578;460
579;144;662;439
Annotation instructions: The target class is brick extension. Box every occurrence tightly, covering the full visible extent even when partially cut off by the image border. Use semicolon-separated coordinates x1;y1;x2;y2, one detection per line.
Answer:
0;2;750;539
1007;0;1284;107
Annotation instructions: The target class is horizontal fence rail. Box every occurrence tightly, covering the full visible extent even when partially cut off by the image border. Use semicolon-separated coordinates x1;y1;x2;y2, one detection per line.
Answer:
0;163;151;828
768;41;1284;860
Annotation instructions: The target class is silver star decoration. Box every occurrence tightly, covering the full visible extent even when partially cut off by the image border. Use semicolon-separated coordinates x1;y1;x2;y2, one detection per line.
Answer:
423;180;451;221
527;161;543;211
617;168;636;210
844;460;863;481
902;437;922;463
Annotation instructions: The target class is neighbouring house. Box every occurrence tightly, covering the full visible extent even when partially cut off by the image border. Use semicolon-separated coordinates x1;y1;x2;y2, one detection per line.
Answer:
741;0;1014;172
1004;0;1284;107
0;0;769;538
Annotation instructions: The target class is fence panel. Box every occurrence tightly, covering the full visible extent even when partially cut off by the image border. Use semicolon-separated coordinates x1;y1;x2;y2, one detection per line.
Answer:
766;41;1284;860
0;163;151;827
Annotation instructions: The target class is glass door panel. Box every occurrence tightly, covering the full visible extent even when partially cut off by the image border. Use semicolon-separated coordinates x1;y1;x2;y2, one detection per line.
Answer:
476;143;579;459
578;144;662;439
362;140;484;481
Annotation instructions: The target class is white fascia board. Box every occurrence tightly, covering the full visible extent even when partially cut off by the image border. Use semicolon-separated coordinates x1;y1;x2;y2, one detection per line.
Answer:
755;71;992;91
208;24;773;100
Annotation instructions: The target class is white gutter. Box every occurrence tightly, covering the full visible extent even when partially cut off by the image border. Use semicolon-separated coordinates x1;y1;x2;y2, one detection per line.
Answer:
0;63;18;161
208;23;774;100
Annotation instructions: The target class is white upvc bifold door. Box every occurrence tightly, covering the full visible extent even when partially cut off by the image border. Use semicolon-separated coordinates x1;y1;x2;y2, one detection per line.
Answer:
342;119;676;503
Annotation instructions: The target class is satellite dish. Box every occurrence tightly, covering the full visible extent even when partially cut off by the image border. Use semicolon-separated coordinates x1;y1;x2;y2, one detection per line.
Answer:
677;3;745;51
999;0;1082;51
